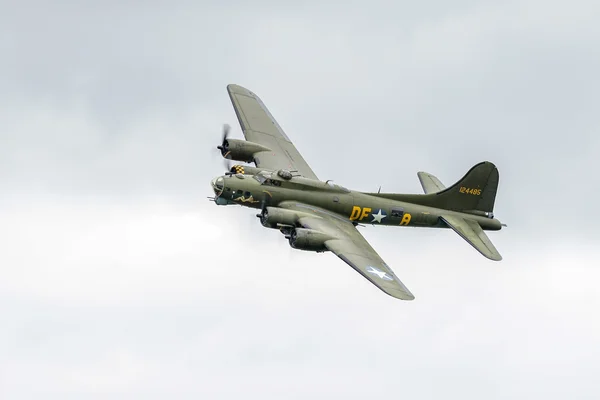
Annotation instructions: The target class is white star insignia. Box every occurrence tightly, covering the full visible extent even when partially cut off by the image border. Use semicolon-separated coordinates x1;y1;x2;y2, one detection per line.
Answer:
366;266;394;281
371;209;387;223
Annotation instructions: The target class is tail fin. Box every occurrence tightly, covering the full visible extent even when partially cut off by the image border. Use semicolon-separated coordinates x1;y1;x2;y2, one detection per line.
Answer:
366;161;500;214
433;161;499;213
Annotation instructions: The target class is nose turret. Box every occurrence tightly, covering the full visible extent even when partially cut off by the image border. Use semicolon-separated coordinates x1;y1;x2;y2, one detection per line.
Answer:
211;176;224;197
210;175;235;205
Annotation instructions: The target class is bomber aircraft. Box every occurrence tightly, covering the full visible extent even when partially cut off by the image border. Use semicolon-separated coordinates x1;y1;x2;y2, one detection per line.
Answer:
210;84;504;300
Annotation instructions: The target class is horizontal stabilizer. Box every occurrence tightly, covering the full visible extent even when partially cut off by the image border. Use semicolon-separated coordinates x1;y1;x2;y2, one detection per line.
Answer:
417;171;446;194
441;215;502;261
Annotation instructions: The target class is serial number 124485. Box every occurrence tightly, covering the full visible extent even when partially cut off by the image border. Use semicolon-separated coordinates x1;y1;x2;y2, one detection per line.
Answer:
459;187;481;195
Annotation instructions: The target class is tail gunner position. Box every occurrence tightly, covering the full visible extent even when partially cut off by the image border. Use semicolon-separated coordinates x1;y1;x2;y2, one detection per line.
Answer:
210;84;505;300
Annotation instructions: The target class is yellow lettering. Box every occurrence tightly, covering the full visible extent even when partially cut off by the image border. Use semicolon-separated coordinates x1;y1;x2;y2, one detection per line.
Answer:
349;206;362;221
360;207;372;221
460;187;482;196
400;213;412;226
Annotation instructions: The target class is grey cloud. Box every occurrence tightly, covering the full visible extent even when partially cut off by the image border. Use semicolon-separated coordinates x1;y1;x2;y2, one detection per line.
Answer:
1;201;599;399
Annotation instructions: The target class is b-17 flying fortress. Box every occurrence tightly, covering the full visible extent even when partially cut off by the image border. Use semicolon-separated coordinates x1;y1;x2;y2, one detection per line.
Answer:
210;84;504;300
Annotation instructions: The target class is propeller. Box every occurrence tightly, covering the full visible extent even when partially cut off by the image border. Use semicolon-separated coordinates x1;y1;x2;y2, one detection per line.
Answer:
217;124;231;159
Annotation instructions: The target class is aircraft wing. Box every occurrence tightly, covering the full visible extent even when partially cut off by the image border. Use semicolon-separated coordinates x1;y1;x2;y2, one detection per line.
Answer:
441;215;502;261
227;84;319;180
417;171;446;194
281;202;415;300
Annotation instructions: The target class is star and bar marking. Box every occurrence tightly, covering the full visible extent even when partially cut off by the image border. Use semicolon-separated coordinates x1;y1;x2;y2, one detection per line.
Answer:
365;266;394;281
371;209;387;223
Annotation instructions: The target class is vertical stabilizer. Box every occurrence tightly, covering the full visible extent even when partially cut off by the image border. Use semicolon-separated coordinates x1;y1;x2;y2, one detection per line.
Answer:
432;161;499;213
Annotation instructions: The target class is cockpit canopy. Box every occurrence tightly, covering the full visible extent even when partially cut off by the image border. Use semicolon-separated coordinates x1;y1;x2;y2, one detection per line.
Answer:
252;170;282;186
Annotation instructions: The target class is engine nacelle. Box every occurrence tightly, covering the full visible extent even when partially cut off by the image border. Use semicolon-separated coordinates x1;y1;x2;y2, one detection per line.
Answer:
220;139;271;163
287;228;333;252
259;207;301;229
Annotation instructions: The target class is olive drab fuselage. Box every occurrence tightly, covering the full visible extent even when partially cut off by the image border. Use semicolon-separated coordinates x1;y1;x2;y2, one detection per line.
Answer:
211;84;504;300
210;171;502;231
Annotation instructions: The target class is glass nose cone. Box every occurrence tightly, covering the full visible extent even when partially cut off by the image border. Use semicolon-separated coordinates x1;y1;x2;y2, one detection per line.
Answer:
211;176;224;196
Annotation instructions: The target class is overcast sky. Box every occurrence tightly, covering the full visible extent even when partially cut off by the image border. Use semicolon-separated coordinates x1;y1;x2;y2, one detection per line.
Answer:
1;1;599;399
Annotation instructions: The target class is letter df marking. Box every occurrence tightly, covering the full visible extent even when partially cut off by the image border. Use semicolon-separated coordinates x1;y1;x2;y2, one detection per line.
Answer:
349;206;372;221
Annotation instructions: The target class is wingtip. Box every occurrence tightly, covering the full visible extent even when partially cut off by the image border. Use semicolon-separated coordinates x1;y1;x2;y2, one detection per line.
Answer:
226;83;240;92
227;83;252;95
388;288;416;301
484;252;503;261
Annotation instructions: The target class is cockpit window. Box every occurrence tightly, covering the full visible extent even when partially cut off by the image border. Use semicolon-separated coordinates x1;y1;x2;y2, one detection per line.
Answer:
253;171;282;186
264;178;282;187
253;174;267;184
215;177;224;190
253;171;272;184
